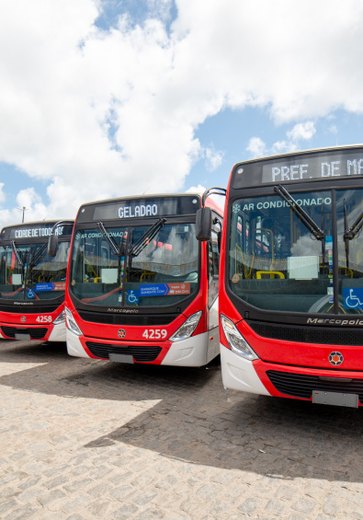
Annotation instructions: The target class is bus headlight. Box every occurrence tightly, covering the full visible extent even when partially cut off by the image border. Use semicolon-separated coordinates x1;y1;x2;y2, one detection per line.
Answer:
221;315;258;361
170;311;202;342
53;311;65;325
65;307;83;336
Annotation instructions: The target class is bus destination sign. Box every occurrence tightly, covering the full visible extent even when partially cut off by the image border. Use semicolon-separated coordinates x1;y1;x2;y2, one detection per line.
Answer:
90;196;201;222
1;223;72;241
232;147;363;189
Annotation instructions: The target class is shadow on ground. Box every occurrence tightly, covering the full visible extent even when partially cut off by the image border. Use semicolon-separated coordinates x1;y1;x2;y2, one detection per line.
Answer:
0;340;362;483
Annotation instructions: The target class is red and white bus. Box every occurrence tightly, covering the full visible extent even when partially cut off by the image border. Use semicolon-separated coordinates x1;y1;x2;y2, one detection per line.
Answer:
197;145;363;408
60;194;223;365
0;221;73;342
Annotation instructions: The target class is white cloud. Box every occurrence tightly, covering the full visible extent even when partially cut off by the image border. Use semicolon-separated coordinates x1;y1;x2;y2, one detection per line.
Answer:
1;0;363;224
271;121;316;154
248;120;316;157
203;147;224;171
16;187;40;209
247;137;266;157
146;0;174;22
272;140;299;154
287;122;316;141
16;188;48;222
186;184;207;195
0;187;47;225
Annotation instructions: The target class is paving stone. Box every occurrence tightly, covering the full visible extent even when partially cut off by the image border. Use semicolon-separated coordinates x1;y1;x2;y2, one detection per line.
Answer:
0;340;362;520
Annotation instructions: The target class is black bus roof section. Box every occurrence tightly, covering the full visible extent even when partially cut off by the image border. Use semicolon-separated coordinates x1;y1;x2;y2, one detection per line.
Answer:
231;144;363;190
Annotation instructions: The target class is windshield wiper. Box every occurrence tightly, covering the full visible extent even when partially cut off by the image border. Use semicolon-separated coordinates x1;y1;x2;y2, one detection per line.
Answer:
97;221;129;305
343;202;350;270
25;244;48;283
29;244;47;268
11;240;24;266
128;218;166;257
343;206;363;271
97;221;126;256
344;210;363;240
274;185;325;240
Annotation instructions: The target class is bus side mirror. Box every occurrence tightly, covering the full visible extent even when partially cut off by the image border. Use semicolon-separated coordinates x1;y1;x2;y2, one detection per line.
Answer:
196;208;212;241
48;235;59;257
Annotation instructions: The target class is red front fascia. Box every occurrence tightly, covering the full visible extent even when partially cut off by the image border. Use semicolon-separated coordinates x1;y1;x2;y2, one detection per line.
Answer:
237;318;363;371
65;242;209;363
0;303;65;341
253;360;363;403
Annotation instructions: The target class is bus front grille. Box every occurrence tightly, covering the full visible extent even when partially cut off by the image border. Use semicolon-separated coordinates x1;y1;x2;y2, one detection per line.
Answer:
79;311;178;326
1;327;48;340
267;370;363;401
85;342;162;362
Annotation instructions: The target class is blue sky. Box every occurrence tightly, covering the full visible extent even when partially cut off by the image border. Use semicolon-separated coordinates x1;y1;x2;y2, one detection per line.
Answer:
191;108;363;190
1;0;363;225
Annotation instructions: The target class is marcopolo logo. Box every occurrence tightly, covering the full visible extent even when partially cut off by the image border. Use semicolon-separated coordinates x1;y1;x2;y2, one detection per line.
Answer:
117;328;126;339
328;351;344;366
307;317;363;326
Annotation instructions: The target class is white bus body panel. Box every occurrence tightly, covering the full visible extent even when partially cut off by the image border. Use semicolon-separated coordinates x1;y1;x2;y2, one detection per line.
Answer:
48;322;66;342
67;330;89;358
220;345;270;395
208;298;219;329
162;328;219;366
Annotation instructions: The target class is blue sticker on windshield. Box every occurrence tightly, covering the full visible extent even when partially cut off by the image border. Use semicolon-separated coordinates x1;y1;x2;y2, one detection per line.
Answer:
343;288;363;310
139;284;170;297
35;283;55;292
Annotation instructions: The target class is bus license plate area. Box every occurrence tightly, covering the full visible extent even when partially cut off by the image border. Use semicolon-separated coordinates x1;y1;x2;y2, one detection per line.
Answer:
15;333;31;341
312;390;359;408
109;353;134;364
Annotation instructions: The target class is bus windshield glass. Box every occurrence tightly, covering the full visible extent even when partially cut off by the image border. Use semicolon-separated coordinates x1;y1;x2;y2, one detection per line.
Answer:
228;188;363;315
0;241;69;301
70;222;199;308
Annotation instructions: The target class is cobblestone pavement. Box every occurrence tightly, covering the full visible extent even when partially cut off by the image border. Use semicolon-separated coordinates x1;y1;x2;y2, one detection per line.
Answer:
0;340;362;520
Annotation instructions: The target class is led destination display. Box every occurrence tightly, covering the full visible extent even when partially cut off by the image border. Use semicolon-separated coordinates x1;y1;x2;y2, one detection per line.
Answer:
77;196;201;223
232;146;363;189
1;223;73;241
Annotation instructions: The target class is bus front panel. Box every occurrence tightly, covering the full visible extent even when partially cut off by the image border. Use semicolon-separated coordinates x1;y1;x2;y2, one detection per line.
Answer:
66;198;222;366
221;146;363;406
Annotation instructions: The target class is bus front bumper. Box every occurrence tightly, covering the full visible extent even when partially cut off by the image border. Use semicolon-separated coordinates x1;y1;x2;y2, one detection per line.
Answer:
221;345;363;406
67;328;218;367
0;321;65;342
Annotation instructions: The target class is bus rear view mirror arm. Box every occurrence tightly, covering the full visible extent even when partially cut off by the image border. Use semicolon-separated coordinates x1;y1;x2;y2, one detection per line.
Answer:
47;234;59;257
47;220;74;257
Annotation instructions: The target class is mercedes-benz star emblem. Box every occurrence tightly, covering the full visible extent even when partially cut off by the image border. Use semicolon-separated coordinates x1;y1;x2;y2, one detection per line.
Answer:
328;351;344;366
118;329;126;339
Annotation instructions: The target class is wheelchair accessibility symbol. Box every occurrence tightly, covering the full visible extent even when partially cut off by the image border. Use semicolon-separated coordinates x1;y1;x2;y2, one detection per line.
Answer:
126;290;139;305
343;288;363;310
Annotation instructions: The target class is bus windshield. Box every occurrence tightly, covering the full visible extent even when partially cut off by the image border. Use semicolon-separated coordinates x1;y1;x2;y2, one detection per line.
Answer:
70;222;199;308
228;187;363;315
0;241;69;301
